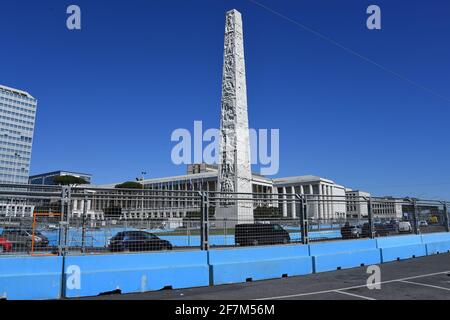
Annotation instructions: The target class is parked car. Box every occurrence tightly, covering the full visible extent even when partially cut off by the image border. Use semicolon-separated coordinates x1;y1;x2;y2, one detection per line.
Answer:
360;221;397;238
419;220;428;227
0;227;49;249
235;223;290;246
398;221;412;233
0;237;12;253
341;223;362;239
46;224;59;230
376;221;398;236
108;231;173;252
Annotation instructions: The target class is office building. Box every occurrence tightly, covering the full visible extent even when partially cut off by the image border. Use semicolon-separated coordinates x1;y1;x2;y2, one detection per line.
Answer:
0;85;37;184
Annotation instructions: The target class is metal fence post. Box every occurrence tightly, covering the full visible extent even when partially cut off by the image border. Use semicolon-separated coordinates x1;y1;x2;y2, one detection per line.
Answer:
443;202;449;233
58;186;71;256
297;194;303;244
413;199;420;234
81;195;87;253
297;194;308;244
200;192;209;250
367;197;375;239
58;187;65;256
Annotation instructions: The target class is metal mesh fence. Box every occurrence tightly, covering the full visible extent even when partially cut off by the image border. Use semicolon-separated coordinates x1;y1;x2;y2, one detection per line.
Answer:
0;184;62;255
413;200;448;234
0;184;449;256
306;195;352;242
207;192;299;247
64;187;203;254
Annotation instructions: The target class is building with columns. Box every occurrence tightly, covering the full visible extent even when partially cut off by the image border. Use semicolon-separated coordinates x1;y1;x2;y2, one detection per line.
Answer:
86;166;347;221
372;197;403;220
92;166;274;220
0;203;34;218
273;176;347;220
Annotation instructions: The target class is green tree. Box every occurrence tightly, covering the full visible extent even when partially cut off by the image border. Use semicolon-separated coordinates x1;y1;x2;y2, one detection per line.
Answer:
115;181;143;189
53;175;88;186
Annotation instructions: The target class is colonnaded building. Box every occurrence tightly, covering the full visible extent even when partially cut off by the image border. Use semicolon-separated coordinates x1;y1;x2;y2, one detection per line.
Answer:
72;172;422;223
91;163;347;221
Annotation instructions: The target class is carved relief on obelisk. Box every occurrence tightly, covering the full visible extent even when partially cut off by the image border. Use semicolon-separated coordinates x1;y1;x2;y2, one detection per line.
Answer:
217;9;253;224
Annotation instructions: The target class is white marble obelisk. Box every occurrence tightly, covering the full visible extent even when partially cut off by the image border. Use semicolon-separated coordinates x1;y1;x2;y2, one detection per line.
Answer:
216;9;253;224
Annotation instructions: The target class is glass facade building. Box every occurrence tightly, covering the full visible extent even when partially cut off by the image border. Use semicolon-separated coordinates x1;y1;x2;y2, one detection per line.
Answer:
0;85;37;184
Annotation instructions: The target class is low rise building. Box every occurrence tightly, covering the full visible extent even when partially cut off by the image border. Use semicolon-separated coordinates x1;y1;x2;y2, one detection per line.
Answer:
89;166;347;221
346;189;403;220
346;189;370;219
29;170;92;185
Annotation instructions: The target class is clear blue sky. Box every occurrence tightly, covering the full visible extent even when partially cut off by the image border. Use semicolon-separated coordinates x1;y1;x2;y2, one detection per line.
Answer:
1;0;449;199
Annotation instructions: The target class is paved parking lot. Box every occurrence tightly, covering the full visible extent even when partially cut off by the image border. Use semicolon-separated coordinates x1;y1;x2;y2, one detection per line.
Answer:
86;253;450;300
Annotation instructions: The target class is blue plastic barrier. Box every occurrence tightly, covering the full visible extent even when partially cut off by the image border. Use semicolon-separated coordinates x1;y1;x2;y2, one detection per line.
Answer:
208;245;312;285
64;251;209;298
421;232;450;255
376;235;426;262
309;239;381;272
0;256;63;300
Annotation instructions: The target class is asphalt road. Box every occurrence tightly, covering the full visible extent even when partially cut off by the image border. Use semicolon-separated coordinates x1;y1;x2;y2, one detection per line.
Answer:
82;252;450;300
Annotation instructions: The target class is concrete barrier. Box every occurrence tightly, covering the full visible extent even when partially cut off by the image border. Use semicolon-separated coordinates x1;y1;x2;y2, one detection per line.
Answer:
0;256;63;300
208;245;312;285
376;235;426;262
64;251;209;298
5;231;450;300
421;232;450;255
309;239;381;273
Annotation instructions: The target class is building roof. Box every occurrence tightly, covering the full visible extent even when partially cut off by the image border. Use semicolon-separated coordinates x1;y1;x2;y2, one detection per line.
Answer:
29;170;92;179
273;175;335;185
0;84;35;100
98;171;273;188
345;189;371;195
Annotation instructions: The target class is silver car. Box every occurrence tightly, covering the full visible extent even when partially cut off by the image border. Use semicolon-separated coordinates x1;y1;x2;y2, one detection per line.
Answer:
0;228;49;249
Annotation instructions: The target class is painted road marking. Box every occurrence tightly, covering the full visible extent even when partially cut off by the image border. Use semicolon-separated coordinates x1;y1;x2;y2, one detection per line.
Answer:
334;290;376;300
256;270;450;300
400;280;450;292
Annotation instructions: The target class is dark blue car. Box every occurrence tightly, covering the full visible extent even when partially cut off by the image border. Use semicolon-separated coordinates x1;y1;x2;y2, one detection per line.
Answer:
108;231;172;252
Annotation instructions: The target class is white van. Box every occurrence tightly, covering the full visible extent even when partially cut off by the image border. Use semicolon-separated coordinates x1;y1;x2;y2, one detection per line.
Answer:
398;221;412;233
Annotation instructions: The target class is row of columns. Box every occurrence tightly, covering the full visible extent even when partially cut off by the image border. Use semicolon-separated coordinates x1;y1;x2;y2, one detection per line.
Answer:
71;180;218;219
279;184;335;220
70;180;277;220
0;204;34;217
